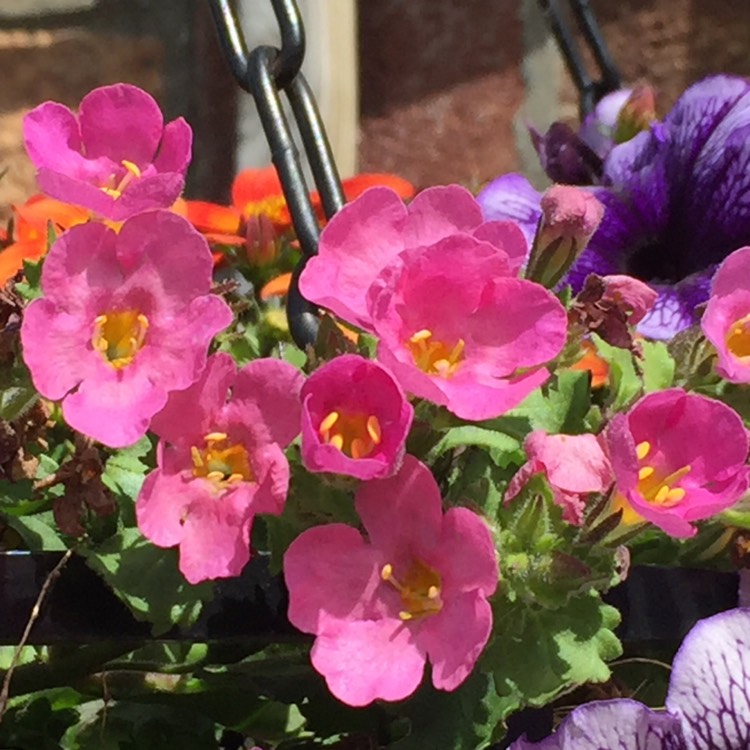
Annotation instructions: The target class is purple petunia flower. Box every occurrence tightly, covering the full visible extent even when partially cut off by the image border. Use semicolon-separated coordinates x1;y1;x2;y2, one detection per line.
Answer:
510;607;750;749
480;75;750;339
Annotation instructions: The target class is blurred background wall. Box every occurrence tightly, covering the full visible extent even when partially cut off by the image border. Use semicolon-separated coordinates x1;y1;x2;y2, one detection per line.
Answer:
1;0;750;220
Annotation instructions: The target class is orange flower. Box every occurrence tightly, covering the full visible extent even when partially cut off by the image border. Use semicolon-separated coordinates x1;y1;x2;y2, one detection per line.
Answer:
184;166;416;251
569;340;610;388
0;195;89;283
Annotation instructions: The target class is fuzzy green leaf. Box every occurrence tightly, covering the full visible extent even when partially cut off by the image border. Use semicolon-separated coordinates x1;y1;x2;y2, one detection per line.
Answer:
81;527;213;636
639;339;675;392
485;591;621;717
592;334;640;410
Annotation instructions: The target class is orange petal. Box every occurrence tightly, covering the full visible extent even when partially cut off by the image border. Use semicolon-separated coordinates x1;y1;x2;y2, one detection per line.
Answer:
569;342;610;389
232;166;284;209
342;173;416;201
184;200;242;236
260;272;293;301
13;195;89;241
0;240;48;284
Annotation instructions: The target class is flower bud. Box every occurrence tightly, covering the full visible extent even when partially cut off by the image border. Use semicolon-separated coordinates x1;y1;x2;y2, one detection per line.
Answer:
614;84;657;145
525;185;605;288
245;212;279;266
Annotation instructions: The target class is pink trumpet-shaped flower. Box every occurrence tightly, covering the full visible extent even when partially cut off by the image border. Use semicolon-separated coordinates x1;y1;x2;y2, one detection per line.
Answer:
701;246;750;383
299;184;528;331
284;456;499;706
23;83;191;221
506;431;614;525
300;354;413;480
20;210;232;448
368;235;568;421
137;353;304;584
606;388;750;538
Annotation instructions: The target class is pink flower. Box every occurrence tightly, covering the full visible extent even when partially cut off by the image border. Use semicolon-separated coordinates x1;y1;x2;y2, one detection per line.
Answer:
20;210;232;448
23;83;191;221
137;353;304;584
601;274;658;325
606;388;750;538
367;235;568;421
701;246;750;383
505;431;613;525
301;354;413;480
284;455;498;706
299;185;528;331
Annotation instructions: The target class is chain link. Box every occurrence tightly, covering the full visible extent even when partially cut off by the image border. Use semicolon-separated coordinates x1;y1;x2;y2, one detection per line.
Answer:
208;0;345;349
537;0;621;117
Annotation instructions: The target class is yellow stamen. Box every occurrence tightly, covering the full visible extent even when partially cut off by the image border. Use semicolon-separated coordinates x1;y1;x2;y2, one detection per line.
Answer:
121;160;142;178
638;466;654;480
318;411;382;459
407;328;465;377
726;314;750;359
319;411;340;434
636;441;651;460
192;432;253;488
91;309;148;369
380;559;443;621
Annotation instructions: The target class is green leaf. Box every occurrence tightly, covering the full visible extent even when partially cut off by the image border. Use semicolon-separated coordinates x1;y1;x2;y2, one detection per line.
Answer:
391;670;505;750
81;528;213;636
639;339;675;392
485;591;621;718
591;334;640;411
504;370;591;435
5;512;66;550
15;258;44;301
427;425;522;467
102;437;153;501
0;364;39;421
62;700;217;750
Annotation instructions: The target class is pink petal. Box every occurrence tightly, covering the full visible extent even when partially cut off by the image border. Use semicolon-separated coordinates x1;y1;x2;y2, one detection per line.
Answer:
246;442;290;516
431;366;551;422
471;220;528;275
356;456;444;560
419;592;493;692
231;358;305;447
78;83;164;165
110;174;186;220
150;353;238;445
152;117;193;174
311;619;426;706
710;245;750;297
23;102;89;176
62;363;168;447
284;523;384;633
433;507;498;598
299;187;408;329
525;431;613;494
402;185;483;246
136;449;196;547
177;483;257;584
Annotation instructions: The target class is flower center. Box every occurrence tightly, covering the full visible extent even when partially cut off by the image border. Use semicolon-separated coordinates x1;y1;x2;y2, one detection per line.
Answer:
381;559;443;621
635;440;691;506
92;309;148;369
318;410;382;459
407;328;465;377
726;314;750;360
191;432;253;487
101;159;142;199
243;196;287;225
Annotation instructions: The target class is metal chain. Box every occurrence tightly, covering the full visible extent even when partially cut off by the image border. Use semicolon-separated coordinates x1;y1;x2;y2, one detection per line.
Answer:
537;0;621;118
208;0;345;349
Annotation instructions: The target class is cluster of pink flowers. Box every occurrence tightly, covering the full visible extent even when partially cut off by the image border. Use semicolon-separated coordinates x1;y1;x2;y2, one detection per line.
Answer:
15;79;750;718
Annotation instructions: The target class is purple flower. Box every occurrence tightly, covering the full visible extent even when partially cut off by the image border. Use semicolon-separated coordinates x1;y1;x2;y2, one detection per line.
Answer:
480;75;750;339
510;607;750;749
23;83;191;221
